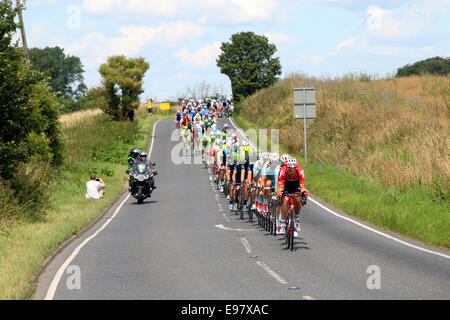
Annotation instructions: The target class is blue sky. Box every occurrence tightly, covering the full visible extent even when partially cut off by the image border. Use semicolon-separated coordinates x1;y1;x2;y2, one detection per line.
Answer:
22;0;450;101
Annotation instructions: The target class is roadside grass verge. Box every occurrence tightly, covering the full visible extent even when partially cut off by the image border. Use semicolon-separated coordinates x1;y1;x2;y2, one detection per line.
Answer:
233;111;450;250
0;107;171;299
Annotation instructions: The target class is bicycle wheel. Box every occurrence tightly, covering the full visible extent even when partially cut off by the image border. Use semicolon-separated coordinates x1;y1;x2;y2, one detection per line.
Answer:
269;203;274;235
239;192;244;220
289;211;295;251
272;205;277;237
285;212;291;246
248;191;253;224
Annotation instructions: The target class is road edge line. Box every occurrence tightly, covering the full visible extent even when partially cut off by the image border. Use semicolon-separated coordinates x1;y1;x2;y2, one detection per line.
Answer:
228;117;450;260
43;120;161;300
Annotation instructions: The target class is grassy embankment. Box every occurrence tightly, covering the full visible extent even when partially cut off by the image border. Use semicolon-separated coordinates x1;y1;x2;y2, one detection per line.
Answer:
233;74;449;249
0;105;172;299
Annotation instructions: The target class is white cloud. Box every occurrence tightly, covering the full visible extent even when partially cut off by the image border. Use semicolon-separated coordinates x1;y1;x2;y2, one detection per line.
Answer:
27;20;64;48
62;20;208;69
82;0;277;23
337;37;358;50
109;21;208;54
365;3;442;40
174;41;222;67
63;32;109;69
263;32;297;45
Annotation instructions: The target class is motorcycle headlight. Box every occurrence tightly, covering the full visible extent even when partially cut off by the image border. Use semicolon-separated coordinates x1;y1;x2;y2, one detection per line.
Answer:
144;174;150;180
137;174;145;181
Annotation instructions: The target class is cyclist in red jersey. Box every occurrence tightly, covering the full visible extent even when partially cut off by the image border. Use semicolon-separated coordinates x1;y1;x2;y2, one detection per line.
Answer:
277;157;309;236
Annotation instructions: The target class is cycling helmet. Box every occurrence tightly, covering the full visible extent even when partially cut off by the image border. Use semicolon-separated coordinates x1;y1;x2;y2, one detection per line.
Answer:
286;157;298;168
270;153;280;163
281;154;290;163
210;135;216;141
130;148;141;158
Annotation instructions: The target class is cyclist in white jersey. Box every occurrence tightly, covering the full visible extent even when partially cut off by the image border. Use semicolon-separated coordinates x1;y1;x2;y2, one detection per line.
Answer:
260;153;281;215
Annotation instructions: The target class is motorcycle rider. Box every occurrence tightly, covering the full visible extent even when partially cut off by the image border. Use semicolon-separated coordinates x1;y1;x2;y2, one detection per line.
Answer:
128;148;141;169
132;151;157;192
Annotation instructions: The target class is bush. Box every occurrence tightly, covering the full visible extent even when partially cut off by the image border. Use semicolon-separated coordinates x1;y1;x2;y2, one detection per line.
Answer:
396;56;450;77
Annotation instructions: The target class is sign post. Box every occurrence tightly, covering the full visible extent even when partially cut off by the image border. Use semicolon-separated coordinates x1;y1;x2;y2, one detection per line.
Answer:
294;88;316;164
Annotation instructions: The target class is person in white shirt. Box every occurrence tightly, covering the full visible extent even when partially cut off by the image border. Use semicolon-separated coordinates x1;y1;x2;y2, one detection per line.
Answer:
85;173;106;200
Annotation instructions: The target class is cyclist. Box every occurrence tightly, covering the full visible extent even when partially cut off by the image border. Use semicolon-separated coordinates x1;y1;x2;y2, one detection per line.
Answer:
240;141;254;212
260;153;281;216
227;151;238;210
201;133;210;164
181;126;191;152
277;157;309;236
193;116;203;152
218;142;228;193
209;134;219;175
175;111;182;129
253;152;269;213
232;155;245;212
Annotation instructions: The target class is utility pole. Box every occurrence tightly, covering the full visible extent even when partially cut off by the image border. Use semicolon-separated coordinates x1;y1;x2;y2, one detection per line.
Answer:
16;0;30;62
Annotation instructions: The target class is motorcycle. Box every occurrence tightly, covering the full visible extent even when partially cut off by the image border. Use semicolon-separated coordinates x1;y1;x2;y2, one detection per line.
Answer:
126;162;157;204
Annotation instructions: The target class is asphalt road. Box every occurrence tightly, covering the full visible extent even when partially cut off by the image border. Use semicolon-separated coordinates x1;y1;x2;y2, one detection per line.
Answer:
35;118;450;300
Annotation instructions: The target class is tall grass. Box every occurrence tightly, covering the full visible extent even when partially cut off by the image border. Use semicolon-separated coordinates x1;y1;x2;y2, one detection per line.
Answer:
240;74;449;199
236;74;449;249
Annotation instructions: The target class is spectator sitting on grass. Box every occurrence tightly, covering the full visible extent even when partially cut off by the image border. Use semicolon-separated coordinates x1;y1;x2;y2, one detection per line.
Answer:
85;173;106;200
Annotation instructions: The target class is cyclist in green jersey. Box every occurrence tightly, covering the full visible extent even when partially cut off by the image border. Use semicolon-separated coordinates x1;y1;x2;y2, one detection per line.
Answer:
201;133;210;163
181;126;191;152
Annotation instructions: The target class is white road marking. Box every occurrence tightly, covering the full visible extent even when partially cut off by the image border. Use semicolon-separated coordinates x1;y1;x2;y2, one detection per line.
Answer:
240;237;252;254
310;198;450;260
256;261;288;285
215;224;253;232
303;296;315;300
44;120;161;300
228;118;450;260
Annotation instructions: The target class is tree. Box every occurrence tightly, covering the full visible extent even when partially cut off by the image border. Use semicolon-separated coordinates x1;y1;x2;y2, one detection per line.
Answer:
216;31;282;103
0;0;63;180
97;56;150;121
29;46;87;113
396;56;450;77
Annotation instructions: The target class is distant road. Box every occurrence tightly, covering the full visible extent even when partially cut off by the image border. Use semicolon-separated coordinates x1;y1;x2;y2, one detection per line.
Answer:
35;119;450;300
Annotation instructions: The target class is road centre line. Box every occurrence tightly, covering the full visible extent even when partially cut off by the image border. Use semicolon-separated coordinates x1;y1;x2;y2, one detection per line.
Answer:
240;237;252;254
256;261;288;285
